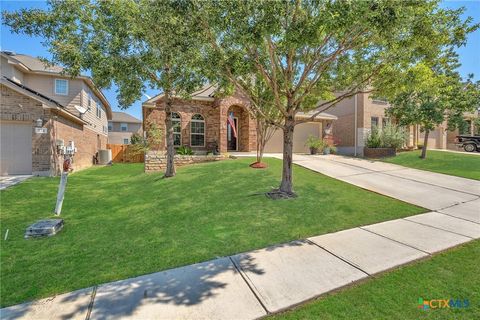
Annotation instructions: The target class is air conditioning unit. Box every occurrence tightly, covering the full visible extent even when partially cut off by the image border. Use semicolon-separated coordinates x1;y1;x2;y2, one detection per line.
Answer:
98;149;112;165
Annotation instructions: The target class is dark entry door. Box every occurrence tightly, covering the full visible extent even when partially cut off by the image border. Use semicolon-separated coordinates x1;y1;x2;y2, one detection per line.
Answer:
227;118;238;151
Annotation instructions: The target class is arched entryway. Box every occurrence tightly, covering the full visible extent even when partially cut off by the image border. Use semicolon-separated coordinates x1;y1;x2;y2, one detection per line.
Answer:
226;105;250;152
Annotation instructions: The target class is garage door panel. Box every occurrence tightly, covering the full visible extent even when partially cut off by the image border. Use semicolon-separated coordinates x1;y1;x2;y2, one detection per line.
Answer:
264;123;321;153
0;122;32;175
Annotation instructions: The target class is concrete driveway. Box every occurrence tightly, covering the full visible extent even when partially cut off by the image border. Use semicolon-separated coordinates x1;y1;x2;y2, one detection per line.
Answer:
272;154;480;211
0;175;32;191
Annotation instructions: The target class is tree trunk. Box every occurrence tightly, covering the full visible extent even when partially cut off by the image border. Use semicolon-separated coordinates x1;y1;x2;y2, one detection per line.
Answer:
256;120;264;163
420;129;429;159
279;119;295;195
164;91;176;177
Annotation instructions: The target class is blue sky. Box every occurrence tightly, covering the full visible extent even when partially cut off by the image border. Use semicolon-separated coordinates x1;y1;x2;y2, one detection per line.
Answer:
1;0;479;119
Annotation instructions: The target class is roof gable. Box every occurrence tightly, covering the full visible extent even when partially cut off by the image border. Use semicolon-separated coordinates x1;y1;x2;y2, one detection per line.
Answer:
111;112;142;123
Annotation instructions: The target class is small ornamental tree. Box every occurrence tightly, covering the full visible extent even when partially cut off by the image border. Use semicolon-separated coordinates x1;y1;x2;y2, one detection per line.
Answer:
244;78;283;166
196;0;477;196
3;0;206;178
128;121;163;158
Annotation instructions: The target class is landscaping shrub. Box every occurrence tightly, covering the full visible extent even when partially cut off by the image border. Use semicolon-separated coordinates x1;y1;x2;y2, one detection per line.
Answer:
305;135;325;154
381;123;407;149
176;145;194;155
366;126;382;148
366;124;406;149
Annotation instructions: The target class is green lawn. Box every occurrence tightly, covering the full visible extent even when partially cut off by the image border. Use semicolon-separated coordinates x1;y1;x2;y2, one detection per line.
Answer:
0;158;424;307
383;150;480;180
270;240;480;320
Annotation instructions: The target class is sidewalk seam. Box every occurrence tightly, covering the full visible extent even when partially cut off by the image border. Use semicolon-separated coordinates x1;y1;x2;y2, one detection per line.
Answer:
435;210;480;225
85;286;97;320
359;227;431;255
402;217;475;239
229;256;269;315
305;239;371;277
435;197;480;212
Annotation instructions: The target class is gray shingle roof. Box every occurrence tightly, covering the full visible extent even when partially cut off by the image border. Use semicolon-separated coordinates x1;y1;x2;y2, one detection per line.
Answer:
3;52;64;73
111;111;142;123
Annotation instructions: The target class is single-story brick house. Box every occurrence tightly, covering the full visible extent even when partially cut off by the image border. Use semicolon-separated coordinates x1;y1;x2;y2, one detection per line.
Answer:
0;51;112;176
142;84;337;154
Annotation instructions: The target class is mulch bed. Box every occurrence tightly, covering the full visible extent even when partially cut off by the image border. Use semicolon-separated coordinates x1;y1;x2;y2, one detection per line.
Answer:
249;162;268;169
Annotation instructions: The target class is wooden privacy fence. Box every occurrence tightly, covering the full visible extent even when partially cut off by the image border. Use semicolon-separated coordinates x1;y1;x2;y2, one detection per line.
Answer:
107;144;145;163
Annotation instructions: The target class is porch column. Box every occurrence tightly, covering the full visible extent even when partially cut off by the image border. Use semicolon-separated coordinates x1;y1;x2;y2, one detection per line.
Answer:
219;105;228;153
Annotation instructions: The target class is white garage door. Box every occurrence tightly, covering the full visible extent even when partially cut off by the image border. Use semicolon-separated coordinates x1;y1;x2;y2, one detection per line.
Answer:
0;122;32;175
264;122;321;153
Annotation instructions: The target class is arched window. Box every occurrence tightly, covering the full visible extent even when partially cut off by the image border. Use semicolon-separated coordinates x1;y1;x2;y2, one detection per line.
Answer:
171;112;181;146
190;114;205;147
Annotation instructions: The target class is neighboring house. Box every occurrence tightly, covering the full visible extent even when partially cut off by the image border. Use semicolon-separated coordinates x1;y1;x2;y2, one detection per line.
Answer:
0;51;112;176
142;84;337;154
108;112;143;145
410;110;479;151
323;93;392;156
322;93;479;155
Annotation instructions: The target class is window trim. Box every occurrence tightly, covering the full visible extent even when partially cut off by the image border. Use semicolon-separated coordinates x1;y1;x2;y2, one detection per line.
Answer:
120;123;128;132
371;116;379;128
54;79;68;96
171;112;182;147
190;114;205;147
96;100;102;118
372;97;388;104
123;138;129;145
108;122;113;132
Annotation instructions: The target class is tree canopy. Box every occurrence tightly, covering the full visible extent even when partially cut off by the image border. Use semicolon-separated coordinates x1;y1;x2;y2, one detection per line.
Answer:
3;0;206;106
4;0;208;177
194;0;478;194
3;0;478;193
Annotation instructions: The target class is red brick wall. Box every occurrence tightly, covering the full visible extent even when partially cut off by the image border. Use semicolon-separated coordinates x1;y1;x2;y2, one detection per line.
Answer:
216;91;256;152
1;84;107;175
145;99;220;151
51;113;107;173
144;92;257;153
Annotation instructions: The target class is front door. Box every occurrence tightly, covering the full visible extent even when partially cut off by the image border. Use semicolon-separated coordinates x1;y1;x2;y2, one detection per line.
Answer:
227;117;238;151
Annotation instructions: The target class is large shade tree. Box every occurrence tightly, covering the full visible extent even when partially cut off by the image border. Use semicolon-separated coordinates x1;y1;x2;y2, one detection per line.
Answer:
3;0;206;177
195;0;477;196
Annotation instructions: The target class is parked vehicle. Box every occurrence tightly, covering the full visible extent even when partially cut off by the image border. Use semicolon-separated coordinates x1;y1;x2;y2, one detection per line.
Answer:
455;135;480;152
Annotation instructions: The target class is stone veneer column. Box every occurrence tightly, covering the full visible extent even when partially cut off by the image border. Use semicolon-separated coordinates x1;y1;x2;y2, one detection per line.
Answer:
219;104;228;153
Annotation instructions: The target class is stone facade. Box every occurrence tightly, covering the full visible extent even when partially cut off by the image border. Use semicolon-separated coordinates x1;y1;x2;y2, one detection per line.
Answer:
143;91;257;154
1;84;106;175
145;151;227;172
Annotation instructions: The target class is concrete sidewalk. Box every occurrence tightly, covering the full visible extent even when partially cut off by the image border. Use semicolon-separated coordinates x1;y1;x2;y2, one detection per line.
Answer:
2;155;479;320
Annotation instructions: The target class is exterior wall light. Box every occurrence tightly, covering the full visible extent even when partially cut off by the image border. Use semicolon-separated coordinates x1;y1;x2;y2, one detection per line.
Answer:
35;118;44;128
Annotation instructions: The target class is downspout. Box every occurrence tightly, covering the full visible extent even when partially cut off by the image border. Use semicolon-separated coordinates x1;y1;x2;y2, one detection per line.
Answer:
354;94;358;157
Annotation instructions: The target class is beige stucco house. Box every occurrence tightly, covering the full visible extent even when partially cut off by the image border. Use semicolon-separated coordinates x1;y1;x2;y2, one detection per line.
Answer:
142;84;337;154
0;51;112;175
108;112;143;145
